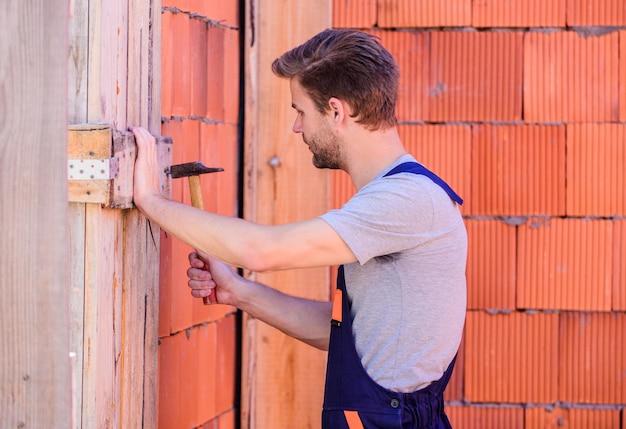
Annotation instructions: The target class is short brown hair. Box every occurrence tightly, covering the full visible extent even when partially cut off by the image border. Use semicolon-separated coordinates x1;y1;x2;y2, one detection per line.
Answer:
272;29;399;131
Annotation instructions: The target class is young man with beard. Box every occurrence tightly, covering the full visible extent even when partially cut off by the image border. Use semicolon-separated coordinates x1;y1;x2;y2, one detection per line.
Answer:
131;29;467;428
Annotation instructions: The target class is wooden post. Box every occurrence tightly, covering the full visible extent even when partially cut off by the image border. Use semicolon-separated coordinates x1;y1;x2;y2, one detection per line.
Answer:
242;1;332;427
0;1;71;427
67;0;162;427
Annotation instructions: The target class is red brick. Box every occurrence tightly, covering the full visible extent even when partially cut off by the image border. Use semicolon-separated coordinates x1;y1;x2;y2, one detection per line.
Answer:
158;333;195;429
524;30;619;123
398;124;471;214
158;335;181;428
429;31;523;122
162;119;186;166
194;323;218;425
213;123;239;216
567;0;626;25
615;219;626;311
171;11;192;117
517;218;613;311
465;219;516;310
333;0;376;28
566;124;626;217
559;312;626;404
471;125;566;216
378;0;470;28
168;239;196;333
215;315;237;415
618;30;626;122
373;30;430;123
161;11;174;118
184;118;202;159
473;0;566;27
525;407;621;429
223;28;240;124
190;17;208;117
446;406;524;429
206;25;226;122
197;122;238;216
465;311;559;402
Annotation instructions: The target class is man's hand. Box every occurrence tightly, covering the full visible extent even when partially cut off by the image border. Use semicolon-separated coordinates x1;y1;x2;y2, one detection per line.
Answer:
130;126;162;211
187;249;331;350
187;250;241;305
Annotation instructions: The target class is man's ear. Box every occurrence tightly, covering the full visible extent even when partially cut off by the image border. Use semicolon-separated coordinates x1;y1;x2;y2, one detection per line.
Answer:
328;97;345;124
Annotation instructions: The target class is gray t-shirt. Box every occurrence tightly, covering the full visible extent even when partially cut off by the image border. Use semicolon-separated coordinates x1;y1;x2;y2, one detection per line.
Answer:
320;154;467;393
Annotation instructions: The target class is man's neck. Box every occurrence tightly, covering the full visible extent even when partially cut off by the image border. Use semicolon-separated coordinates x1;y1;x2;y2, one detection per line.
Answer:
343;126;408;191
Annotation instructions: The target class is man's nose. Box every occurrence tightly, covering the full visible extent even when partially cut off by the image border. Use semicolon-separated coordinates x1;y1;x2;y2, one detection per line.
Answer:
292;117;302;133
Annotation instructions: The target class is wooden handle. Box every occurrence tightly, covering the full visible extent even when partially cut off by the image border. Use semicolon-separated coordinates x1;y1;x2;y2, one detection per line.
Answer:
188;175;204;209
187;175;217;304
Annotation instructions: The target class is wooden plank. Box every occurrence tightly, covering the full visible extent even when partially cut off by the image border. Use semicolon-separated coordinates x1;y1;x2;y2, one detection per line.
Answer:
68;124;112;158
69;0;162;427
69;203;86;429
69;0;89;123
0;0;71;427
242;0;332;427
121;211;158;428
111;130;136;209
82;205;124;428
127;0;151;127
87;0;128;126
148;0;163;133
68;179;112;204
86;0;103;123
143;4;164;412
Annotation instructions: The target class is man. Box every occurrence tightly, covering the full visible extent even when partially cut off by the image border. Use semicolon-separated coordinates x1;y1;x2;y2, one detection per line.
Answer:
132;29;467;428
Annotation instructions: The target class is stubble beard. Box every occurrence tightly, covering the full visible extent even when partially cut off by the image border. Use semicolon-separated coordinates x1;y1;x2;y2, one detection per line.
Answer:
305;125;343;170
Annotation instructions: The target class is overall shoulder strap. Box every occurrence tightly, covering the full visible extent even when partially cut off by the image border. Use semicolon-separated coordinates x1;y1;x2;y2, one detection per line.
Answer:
383;162;463;205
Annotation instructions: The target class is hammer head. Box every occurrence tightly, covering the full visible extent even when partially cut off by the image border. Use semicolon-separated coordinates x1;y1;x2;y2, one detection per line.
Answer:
168;161;223;178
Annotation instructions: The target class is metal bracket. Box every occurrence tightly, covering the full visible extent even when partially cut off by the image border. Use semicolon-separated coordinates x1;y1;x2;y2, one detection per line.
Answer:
67;124;172;208
68;157;119;180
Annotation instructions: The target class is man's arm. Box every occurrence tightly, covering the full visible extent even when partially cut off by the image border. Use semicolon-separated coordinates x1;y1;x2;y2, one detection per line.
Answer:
131;126;356;272
189;251;332;350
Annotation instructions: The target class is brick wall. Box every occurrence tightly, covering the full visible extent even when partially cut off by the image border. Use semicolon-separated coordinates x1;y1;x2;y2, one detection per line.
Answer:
333;1;626;428
159;1;240;428
157;0;625;427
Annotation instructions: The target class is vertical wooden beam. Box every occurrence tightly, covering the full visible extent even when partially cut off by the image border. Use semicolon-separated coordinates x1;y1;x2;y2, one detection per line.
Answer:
243;1;331;428
0;0;71;427
67;0;161;427
68;2;90;426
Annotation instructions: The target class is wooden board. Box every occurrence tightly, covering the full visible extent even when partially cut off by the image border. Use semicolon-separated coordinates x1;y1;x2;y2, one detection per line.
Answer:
242;1;332;427
67;1;162;427
0;1;72;427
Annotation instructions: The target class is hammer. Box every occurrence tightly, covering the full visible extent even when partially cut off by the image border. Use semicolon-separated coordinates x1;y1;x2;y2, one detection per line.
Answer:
168;161;223;304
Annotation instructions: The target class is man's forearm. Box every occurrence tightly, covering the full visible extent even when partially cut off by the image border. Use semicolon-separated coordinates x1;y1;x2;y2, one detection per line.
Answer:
234;276;332;350
137;194;270;270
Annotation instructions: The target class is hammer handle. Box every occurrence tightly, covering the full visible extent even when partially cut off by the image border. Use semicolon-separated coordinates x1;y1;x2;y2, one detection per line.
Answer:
187;175;217;305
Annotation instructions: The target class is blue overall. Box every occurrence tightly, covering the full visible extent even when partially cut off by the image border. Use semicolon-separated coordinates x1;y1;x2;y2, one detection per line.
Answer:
322;162;463;429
